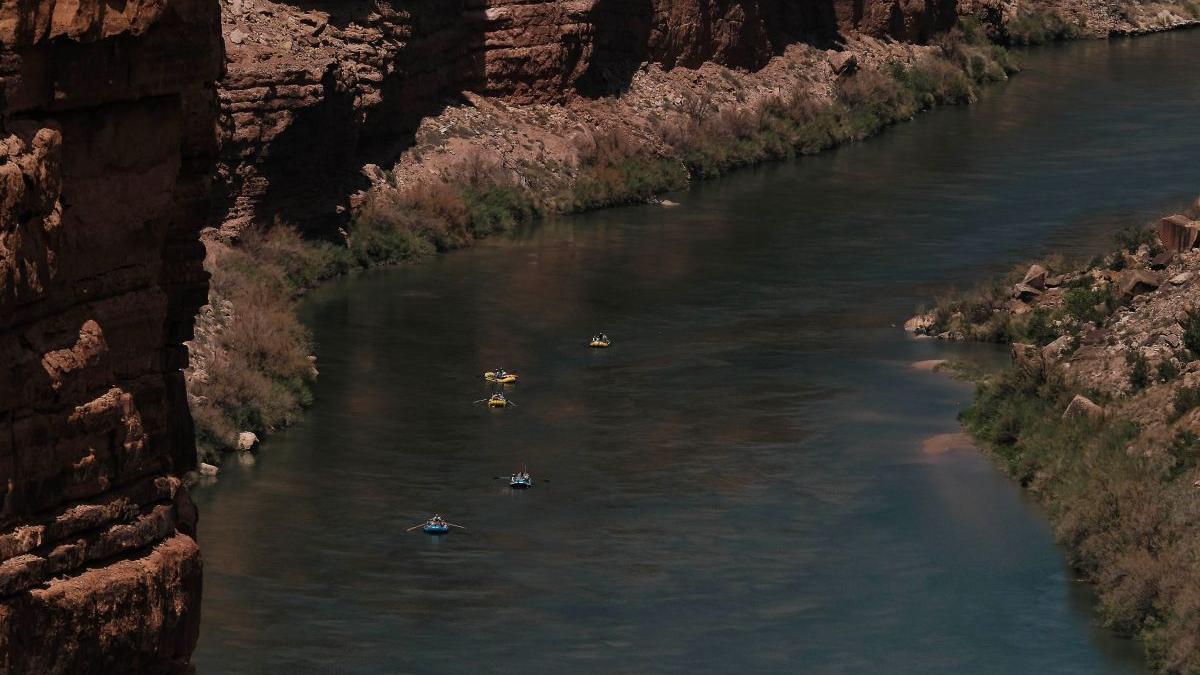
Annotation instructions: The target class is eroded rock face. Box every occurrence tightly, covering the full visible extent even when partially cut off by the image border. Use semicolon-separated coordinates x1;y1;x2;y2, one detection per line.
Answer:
214;0;955;234
0;0;222;668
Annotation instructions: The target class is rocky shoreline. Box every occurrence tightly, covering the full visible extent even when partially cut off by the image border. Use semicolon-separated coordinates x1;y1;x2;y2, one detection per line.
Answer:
910;204;1200;672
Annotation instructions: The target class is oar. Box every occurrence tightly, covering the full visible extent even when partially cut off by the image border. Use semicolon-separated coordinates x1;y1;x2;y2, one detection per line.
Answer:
405;523;428;532
446;522;466;530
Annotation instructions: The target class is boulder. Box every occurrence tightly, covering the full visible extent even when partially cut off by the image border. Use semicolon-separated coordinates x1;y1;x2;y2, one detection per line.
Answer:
904;311;936;333
1062;394;1104;422
1005;299;1033;315
236;431;259;452
1021;264;1048;290
1042;335;1074;365
1158;214;1200;252
1169;271;1193;286
361;163;386;184
1118;269;1160;298
1013;283;1042;302
198;463;219;477
1044;274;1065;288
1149;251;1174;270
830;52;858;75
1012;343;1043;378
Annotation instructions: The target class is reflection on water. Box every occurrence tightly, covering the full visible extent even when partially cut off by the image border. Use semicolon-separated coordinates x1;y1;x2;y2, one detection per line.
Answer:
194;32;1200;674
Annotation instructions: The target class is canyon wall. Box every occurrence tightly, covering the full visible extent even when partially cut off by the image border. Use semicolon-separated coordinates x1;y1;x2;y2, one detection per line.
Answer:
0;0;222;670
214;0;955;234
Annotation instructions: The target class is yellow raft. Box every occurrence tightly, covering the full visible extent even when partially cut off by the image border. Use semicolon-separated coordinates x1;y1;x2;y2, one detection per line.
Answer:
484;371;518;384
487;395;509;408
589;339;611;348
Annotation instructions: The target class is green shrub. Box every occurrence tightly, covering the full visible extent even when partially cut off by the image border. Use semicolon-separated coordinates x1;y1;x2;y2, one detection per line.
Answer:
1064;286;1109;324
1172;386;1200;420
1127;351;1150;391
1005;10;1083;45
916;59;977;100
836;70;918;138
1172;388;1194;417
349;219;436;267
1183;310;1200;356
1163;431;1199;480
1157;359;1180;383
1016;308;1062;346
463;184;537;236
572;128;688;209
352;169;539;257
935;28;1019;84
1114;222;1159;254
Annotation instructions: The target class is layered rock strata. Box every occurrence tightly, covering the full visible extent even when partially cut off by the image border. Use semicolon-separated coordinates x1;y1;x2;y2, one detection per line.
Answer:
213;0;956;235
0;0;222;669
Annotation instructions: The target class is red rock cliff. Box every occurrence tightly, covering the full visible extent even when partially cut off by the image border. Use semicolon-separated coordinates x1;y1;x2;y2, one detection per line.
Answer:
0;0;222;669
214;0;955;233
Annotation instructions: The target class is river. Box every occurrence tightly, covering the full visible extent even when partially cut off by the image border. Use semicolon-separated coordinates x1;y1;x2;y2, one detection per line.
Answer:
193;31;1200;674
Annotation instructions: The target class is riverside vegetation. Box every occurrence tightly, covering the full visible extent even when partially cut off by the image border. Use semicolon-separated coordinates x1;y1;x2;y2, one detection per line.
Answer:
913;203;1200;673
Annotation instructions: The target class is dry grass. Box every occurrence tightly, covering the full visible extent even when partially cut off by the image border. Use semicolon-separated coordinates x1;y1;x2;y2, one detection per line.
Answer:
188;226;339;455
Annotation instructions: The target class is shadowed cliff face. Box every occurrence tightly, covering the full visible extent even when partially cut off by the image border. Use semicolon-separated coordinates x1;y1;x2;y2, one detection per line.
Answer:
214;0;955;234
0;0;222;669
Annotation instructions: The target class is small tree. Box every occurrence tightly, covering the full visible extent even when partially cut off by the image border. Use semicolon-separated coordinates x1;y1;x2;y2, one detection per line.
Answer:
1158;359;1181;383
1127;351;1150;391
1184;310;1200;356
